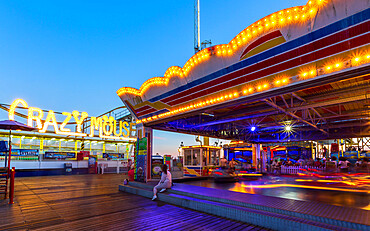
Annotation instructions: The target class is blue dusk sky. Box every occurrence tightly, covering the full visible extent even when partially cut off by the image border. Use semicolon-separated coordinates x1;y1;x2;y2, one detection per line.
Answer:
0;0;308;156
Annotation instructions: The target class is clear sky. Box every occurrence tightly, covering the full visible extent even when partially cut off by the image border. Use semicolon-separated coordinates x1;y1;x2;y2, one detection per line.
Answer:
0;0;308;156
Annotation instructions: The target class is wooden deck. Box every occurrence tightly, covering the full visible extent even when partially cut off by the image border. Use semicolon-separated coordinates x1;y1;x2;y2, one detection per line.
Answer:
0;174;269;230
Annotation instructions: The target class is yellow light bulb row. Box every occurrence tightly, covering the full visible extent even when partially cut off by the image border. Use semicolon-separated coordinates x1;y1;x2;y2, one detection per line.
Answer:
139;77;170;94
137;78;291;124
227;5;319;56
117;77;170;97
118;1;327;98
137;50;370;124
117;87;141;96
299;53;370;79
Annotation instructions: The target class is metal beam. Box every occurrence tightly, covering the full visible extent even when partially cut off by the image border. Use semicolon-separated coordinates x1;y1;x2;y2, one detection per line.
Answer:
263;99;328;135
288;93;370;111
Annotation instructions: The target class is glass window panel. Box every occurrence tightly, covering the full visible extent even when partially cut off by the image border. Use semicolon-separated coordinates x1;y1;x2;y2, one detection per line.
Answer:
184;149;192;165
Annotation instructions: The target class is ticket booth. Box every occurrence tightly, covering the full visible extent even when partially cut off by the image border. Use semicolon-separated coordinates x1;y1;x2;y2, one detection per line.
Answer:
181;146;221;177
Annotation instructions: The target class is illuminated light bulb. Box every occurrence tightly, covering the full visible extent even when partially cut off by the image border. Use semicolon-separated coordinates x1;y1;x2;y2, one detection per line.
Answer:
243;90;248;94
220;96;224;100
222;49;226;55
280;18;284;22
228;49;233;54
229;94;233;98
248;88;253;92
335;63;341;68
288;16;292;20
242;36;246;41
302;14;306;19
302;72;308;77
366;55;370;59
295;15;299;20
265;23;269;27
308;1;312;4
258;26;263;31
234;92;238;97
271;21;276;25
247;33;251;37
251;126;256;132
287;10;290;13
275;80;281;85
210;100;213;103
282;78;288;83
354;57;360;62
263;84;268;88
326;66;331;70
257;86;262;90
284;125;292;132
224;95;228;99
252;30;256;34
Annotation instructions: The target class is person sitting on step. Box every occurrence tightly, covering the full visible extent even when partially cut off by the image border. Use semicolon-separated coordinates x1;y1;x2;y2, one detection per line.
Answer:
152;164;172;200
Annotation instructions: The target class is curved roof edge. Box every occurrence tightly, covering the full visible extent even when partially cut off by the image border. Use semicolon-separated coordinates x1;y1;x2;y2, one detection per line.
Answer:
117;0;325;98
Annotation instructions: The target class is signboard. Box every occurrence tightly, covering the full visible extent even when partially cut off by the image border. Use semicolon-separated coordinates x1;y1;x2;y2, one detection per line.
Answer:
88;155;97;174
8;99;136;141
79;151;90;157
0;149;39;156
103;153;124;160
151;156;164;178
44;152;75;159
135;137;147;182
0;141;8;152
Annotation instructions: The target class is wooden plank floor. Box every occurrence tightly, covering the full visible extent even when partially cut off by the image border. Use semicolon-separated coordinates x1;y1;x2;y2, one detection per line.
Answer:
0;174;270;231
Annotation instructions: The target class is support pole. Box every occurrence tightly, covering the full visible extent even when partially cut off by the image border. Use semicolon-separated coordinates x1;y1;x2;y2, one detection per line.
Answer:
9;167;15;204
7;129;12;173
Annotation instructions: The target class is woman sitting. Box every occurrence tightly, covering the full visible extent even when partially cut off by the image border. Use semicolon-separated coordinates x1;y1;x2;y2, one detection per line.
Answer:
152;164;172;200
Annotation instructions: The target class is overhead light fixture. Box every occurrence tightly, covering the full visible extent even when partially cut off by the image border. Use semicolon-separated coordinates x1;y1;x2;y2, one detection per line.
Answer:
251;126;256;132
284;125;292;132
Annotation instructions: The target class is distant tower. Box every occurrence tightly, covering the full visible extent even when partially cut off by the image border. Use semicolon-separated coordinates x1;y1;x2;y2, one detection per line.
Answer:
194;0;200;53
194;0;211;54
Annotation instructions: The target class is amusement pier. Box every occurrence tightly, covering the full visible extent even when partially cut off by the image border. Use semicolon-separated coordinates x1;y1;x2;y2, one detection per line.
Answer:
1;0;369;230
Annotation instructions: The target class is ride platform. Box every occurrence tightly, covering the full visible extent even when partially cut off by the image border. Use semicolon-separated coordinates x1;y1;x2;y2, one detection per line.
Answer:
120;181;370;231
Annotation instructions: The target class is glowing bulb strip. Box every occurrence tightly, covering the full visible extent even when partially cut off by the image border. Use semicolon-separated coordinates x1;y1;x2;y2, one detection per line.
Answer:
117;0;327;97
136;51;370;124
99;134;137;141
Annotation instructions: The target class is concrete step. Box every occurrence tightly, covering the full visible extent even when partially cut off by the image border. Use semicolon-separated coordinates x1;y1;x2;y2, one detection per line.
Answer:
119;184;359;231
